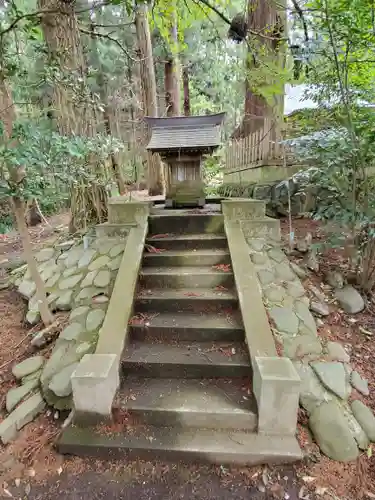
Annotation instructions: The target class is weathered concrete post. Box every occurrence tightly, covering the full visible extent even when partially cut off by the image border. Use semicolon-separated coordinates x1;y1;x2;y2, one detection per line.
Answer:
71;354;119;425
253;357;300;435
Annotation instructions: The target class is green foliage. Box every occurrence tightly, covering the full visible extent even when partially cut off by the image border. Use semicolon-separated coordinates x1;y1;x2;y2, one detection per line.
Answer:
288;117;375;290
286;0;375;291
285;108;340;138
0;118;125;203
287;125;375;222
203;152;223;196
0;213;13;234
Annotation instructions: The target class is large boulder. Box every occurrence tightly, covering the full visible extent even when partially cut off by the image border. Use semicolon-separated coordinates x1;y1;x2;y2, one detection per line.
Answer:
309;401;359;462
12;356;44;380
351;400;375;441
335;286;365;314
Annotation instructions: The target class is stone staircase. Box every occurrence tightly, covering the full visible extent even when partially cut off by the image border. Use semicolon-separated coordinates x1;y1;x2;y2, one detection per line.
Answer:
59;208;301;464
114;211;261;463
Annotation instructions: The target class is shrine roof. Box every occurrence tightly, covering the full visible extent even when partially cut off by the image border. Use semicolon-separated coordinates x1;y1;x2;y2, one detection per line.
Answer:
145;113;225;152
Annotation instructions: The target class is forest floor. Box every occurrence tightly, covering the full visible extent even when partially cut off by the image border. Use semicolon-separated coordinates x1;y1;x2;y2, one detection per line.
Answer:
0;209;375;499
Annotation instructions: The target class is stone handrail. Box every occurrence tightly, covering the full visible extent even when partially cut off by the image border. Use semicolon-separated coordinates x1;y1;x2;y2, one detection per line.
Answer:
224;222;277;358
222;199;301;438
71;201;150;425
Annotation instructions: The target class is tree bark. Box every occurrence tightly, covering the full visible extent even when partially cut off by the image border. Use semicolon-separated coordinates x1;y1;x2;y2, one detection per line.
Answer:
135;1;164;196
232;0;283;139
0;75;53;326
89;22;127;195
165;61;174;117
26;198;42;226
38;0;108;231
182;65;191;116
164;4;181;117
13;198;54;325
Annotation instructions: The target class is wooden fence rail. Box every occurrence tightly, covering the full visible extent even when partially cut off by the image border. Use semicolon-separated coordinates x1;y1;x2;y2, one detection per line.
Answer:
225;118;285;171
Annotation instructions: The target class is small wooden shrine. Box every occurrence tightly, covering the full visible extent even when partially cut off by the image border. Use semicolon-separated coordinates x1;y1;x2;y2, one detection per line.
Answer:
145;113;225;208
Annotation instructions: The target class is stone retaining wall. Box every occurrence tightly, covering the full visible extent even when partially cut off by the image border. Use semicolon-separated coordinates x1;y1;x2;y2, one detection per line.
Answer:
17;236;127;408
223;198;375;462
73;202;150;425
218;167;319;217
0;201;150;443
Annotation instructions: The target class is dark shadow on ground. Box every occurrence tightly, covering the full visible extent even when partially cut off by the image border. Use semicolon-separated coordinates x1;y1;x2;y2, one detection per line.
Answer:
27;463;303;500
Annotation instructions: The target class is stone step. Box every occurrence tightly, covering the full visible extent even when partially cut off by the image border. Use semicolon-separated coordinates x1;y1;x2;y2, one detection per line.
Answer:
121;341;251;379
59;425;303;466
142;249;231;267
129;311;244;342
114;377;256;431
135;288;238;313
146;234;228;251
148;214;224;236
139;266;234;289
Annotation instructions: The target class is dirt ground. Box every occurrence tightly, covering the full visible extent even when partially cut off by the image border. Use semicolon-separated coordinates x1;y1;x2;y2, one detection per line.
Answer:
0;212;375;499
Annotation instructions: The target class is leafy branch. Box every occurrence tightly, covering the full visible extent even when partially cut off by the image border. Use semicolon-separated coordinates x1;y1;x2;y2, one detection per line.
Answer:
78;27;137;62
0;1;111;39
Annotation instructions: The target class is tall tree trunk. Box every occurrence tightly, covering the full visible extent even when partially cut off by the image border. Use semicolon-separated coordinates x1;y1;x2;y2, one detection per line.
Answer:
89;23;126;195
182;65;190;116
135;1;164;196
165;61;174;117
0;75;53;326
164;3;181;117
232;0;283;139
38;0;108;231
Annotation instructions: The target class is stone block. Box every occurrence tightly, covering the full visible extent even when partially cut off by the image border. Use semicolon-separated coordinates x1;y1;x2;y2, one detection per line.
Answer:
95;223;132;239
221;199;266;221
253;356;300;436
71;354;119;425
241;218;281;242
0;417;17;444
108;199;151;225
0;392;46;443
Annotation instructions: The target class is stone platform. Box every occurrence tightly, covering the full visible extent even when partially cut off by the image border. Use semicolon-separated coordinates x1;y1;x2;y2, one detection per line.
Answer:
58;198;302;465
5;197;374;464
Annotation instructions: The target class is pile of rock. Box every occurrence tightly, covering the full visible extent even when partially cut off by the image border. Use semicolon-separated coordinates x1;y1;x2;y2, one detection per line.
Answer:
292;234;365;316
0;235;127;444
218;167;323;217
0;357;46;444
247;234;373;462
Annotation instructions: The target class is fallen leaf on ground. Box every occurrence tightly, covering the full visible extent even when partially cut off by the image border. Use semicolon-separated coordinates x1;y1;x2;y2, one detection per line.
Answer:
262;469;269;486
359;326;374;337
149;234;170;239
145;244;165;253
298;486;308;499
302;476;316;483
315;486;328;495
212;264;231;272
